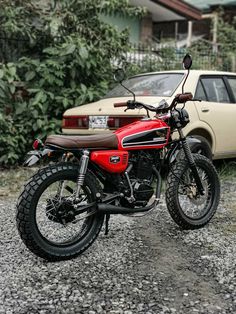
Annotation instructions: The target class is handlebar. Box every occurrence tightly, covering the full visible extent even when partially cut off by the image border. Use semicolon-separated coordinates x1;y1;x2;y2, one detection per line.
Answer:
113;92;194;113
175;93;193;103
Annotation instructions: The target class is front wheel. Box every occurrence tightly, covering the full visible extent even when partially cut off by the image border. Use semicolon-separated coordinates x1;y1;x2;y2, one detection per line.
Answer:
16;163;104;261
166;154;220;229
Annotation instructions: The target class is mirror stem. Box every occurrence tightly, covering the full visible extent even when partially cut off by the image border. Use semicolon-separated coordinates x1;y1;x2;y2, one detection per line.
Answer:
182;69;190;94
121;82;136;102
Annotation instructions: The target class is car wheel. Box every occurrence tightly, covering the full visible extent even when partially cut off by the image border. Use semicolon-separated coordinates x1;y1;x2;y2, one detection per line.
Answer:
188;135;212;160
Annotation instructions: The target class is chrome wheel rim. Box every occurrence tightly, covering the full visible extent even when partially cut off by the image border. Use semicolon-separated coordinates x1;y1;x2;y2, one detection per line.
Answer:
35;179;94;245
178;167;212;219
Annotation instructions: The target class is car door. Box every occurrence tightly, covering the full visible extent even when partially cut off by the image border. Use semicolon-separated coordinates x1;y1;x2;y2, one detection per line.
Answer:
195;75;236;158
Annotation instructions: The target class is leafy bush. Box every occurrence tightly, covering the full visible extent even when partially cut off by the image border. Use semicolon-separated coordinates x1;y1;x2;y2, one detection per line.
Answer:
0;0;143;166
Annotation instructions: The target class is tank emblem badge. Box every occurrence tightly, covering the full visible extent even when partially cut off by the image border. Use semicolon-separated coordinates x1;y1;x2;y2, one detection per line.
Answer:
110;156;120;164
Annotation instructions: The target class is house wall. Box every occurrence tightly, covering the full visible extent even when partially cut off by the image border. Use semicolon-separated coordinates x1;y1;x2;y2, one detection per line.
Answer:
154;19;211;41
140;13;153;43
101;14;141;43
154;5;236;43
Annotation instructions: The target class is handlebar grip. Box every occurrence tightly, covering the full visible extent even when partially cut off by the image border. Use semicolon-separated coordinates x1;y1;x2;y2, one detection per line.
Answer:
176;93;193;103
113;102;127;108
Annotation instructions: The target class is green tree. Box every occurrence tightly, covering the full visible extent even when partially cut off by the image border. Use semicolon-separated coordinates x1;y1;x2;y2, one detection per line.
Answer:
217;14;236;52
0;0;143;166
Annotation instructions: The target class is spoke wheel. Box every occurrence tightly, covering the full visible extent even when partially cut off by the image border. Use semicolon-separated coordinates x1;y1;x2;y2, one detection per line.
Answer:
16;163;104;261
36;179;93;245
166;154;220;229
177;167;211;220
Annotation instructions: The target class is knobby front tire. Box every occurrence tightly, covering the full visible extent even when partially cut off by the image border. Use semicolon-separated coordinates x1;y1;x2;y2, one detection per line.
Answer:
16;163;104;261
166;154;220;229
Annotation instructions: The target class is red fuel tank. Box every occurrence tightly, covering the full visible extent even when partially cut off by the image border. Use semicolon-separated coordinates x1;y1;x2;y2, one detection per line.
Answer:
90;150;129;173
114;119;170;151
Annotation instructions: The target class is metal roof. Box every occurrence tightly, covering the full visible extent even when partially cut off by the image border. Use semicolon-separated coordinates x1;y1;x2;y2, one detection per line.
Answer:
184;0;236;11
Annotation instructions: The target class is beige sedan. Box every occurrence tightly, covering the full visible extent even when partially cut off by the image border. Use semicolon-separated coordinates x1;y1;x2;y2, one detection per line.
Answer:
62;70;236;160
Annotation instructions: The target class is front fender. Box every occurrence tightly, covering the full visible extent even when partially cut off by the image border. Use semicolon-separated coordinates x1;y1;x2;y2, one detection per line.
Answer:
167;137;201;164
23;149;54;166
186;136;201;145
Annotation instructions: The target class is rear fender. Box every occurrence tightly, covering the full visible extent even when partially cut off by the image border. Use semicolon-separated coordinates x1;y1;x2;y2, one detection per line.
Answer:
24;149;54;166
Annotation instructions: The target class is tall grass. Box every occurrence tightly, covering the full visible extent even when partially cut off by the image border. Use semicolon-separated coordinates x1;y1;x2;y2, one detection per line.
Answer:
215;159;236;180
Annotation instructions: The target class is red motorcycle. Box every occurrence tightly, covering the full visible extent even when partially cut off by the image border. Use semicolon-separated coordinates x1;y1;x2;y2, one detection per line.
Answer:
16;55;220;261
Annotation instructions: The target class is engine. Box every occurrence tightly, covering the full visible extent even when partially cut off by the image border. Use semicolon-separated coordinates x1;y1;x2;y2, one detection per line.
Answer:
133;182;154;202
120;150;160;207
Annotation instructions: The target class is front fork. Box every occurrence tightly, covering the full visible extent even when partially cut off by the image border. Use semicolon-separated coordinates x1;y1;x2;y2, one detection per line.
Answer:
178;129;205;195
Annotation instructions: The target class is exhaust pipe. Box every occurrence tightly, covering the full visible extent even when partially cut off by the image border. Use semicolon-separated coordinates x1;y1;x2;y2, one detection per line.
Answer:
98;166;161;215
97;199;159;214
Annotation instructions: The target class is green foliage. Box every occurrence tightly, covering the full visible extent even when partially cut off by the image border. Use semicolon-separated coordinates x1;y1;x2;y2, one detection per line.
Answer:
216;13;236;52
126;10;236;77
216;159;236;180
126;39;234;78
188;14;236;72
0;0;142;166
0;1;44;38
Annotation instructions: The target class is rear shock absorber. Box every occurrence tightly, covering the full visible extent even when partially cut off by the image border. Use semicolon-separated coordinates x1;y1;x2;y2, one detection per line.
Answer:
75;150;90;199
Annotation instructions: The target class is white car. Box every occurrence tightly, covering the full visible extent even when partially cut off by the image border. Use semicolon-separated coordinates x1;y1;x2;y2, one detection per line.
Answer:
62;70;236;160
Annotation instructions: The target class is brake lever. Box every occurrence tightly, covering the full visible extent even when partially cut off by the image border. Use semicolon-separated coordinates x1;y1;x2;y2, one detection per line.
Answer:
126;100;136;110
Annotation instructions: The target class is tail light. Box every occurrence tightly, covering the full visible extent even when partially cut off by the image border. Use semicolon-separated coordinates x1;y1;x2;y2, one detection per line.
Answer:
107;116;142;129
62;115;142;130
62;115;89;129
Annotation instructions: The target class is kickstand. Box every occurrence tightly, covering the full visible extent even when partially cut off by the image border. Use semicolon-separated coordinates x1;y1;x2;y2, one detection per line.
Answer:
104;214;110;235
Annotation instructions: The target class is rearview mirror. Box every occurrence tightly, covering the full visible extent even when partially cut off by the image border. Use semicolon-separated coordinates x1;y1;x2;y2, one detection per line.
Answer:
183;54;192;70
114;68;125;83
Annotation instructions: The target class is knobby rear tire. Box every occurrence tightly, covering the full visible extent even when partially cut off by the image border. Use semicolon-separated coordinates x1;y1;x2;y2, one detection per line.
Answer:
166;154;220;229
16;163;104;261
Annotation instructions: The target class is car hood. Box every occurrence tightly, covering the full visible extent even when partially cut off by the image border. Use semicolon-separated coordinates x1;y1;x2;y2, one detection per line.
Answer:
63;96;172;116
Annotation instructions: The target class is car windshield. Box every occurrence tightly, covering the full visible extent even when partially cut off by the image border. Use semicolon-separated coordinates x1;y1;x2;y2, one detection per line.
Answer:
104;73;184;98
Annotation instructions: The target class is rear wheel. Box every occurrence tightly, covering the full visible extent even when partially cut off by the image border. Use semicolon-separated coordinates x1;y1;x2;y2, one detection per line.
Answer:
16;163;104;261
166;154;220;229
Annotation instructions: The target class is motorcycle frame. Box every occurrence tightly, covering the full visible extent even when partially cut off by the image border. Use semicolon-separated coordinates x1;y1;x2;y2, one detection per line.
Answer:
23;130;202;217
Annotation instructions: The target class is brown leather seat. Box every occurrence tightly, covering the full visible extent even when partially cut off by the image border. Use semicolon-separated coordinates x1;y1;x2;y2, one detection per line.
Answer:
45;133;118;149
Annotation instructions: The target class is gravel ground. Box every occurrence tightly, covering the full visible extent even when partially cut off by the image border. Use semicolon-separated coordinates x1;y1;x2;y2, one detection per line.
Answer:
0;173;236;314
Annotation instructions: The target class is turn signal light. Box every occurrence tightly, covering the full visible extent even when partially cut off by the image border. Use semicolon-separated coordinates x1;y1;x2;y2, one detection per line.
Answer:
33;139;44;150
